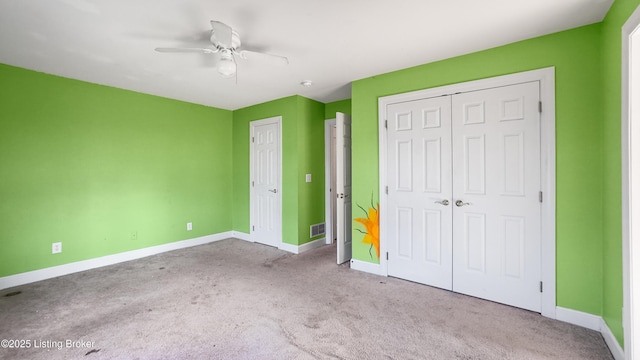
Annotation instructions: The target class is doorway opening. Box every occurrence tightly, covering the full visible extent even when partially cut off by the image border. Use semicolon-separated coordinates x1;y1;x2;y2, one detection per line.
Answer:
324;113;352;265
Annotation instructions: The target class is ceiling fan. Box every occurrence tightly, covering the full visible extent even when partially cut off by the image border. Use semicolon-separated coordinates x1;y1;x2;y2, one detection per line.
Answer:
155;20;289;79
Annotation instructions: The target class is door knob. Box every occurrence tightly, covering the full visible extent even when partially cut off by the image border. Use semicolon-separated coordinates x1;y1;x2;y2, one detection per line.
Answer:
268;189;277;193
434;199;449;206
455;200;470;207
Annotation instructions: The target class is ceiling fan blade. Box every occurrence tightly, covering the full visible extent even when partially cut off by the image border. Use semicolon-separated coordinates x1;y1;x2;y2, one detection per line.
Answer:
210;20;233;48
155;47;218;54
238;50;289;66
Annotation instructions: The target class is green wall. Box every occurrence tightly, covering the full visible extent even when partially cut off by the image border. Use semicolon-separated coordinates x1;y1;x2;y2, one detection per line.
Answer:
601;0;640;346
0;64;233;277
297;97;327;244
325;99;352;118
232;96;298;244
232;95;326;246
0;60;347;278
351;24;605;317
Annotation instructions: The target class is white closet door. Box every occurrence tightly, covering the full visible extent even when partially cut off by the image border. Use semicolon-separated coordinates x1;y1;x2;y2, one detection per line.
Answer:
451;82;541;312
251;119;282;248
387;96;453;290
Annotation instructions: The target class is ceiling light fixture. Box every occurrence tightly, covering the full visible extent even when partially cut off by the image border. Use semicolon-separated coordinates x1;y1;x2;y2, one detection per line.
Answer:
217;50;236;78
300;80;313;87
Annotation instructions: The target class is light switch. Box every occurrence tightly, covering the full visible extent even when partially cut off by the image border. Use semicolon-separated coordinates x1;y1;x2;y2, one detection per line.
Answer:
306;174;312;183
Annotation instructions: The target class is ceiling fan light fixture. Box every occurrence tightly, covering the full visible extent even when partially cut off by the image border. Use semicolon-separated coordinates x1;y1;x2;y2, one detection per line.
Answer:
217;51;236;78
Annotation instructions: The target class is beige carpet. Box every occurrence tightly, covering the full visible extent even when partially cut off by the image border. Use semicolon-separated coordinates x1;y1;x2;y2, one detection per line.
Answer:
0;239;613;359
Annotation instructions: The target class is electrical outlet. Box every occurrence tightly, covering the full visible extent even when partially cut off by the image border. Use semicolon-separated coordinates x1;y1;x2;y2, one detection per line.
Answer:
52;242;62;254
131;231;137;240
306;174;312;183
187;222;192;231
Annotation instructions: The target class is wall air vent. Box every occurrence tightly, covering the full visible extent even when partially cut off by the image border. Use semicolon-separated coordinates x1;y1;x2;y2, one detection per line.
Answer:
310;223;326;238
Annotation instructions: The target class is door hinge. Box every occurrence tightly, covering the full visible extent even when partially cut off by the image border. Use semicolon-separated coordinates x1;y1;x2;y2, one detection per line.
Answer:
539;281;543;293
539;191;543;203
386;252;389;260
538;101;542;113
252;136;255;143
385;186;388;194
252;181;255;187
385;120;388;129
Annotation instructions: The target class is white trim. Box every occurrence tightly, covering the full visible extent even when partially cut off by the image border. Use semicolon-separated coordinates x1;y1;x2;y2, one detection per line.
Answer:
278;242;299;253
377;67;556;318
324;118;337;245
0;232;234;291
603;318;626;360
556;306;602;331
350;259;386;276
299;238;327;253
555;307;624;359
231;231;251;242
249;116;283;248
623;6;640;359
277;238;326;254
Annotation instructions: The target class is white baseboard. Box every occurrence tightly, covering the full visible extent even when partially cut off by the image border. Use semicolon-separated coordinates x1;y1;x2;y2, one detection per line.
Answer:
278;238;326;254
601;318;625;360
278;242;298;253
298;238;326;253
231;231;251;242
350;259;386;276
556;306;602;331
0;231;235;291
556;307;624;359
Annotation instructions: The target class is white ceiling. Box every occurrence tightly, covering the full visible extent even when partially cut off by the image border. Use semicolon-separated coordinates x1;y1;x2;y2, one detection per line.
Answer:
0;0;613;110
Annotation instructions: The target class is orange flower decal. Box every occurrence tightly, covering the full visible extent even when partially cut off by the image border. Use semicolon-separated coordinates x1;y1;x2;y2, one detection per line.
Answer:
355;203;380;259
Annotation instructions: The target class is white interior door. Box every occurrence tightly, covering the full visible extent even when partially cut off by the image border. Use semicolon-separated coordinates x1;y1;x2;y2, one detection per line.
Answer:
451;82;541;311
250;117;282;248
386;96;453;290
336;112;352;264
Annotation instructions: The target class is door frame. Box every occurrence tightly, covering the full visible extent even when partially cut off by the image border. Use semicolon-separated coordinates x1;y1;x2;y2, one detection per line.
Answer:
623;5;640;358
325;118;337;245
249;116;283;247
378;67;556;318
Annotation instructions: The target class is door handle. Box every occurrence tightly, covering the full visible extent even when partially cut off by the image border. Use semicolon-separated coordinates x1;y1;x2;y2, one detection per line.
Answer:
268;189;277;193
434;199;449;206
455;200;470;207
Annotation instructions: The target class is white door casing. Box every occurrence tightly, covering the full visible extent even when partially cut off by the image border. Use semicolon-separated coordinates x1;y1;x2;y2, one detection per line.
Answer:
623;5;640;358
387;96;453;290
378;68;556;318
250;117;282;248
451;82;541;312
337;112;353;264
324;119;338;245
